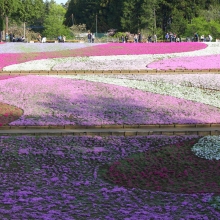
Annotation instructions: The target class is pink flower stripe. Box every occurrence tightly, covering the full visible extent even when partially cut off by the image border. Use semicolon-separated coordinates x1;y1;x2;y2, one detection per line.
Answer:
148;54;220;70
0;75;20;81
0;42;206;70
0;75;220;125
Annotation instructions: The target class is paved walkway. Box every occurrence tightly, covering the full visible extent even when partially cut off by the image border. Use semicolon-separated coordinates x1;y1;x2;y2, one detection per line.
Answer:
1;126;219;136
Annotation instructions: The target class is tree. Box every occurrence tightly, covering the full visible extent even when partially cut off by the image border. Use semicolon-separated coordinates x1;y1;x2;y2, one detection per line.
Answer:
185;16;220;39
43;2;69;38
121;0;157;33
13;0;45;25
0;0;18;34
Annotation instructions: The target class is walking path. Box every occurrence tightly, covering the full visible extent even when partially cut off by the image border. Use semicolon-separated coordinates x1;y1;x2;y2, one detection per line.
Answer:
1;70;220;136
1;125;219;136
1;69;220;75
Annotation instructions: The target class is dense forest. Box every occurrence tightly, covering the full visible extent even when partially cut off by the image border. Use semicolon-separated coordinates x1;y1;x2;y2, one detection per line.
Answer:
1;0;220;40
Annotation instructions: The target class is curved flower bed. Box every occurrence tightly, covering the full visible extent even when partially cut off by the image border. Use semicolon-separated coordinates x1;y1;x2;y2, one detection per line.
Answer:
0;42;207;70
0;135;219;219
0;102;23;126
148;54;220;70
100;137;220;194
0;42;97;53
192;136;220;160
1;42;220;218
1;75;220;126
53;74;220;109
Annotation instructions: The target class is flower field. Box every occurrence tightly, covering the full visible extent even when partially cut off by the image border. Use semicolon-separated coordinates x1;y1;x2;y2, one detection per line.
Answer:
0;74;220;126
1;135;220;219
0;42;220;219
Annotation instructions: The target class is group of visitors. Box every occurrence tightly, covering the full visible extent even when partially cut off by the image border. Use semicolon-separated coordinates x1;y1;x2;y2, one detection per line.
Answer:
165;32;213;42
87;32;95;43
147;34;157;43
37;34;47;43
57;35;66;43
165;32;181;42
5;32;25;42
195;33;212;42
121;32;142;43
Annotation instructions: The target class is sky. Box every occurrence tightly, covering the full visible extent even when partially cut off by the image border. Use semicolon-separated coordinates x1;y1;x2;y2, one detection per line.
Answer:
54;0;67;4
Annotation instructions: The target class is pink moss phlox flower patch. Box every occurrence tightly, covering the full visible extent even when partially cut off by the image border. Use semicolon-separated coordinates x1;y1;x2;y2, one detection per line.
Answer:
0;42;207;70
0;75;20;81
148;54;220;70
0;75;220;125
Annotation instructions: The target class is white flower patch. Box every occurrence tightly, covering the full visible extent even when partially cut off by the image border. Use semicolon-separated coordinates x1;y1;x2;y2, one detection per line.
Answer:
3;59;59;71
191;136;220;160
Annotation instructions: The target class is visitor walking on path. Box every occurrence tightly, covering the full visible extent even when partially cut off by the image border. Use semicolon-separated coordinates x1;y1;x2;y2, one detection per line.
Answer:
91;33;95;43
134;34;138;43
138;32;142;43
88;32;92;43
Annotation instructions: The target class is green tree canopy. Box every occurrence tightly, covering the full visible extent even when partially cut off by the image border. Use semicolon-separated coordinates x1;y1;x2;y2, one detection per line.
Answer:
43;2;69;38
0;0;18;30
12;0;45;25
185;16;220;39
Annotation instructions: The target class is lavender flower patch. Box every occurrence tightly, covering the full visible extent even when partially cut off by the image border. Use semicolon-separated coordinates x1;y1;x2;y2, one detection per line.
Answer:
1;75;220;126
0;135;219;219
0;43;102;53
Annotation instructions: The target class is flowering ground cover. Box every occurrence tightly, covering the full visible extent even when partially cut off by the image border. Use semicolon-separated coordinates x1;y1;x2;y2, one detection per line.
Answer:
0;42;208;71
0;135;220;219
148;54;220;70
53;73;220;109
1;75;220;126
1;42;220;218
100;137;220;194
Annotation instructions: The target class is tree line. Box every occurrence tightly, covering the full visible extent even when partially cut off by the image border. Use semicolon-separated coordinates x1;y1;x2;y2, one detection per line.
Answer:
1;0;220;40
65;0;220;39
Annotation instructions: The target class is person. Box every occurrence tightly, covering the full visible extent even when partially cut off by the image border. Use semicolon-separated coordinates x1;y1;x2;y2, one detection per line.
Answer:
37;34;42;42
12;34;15;42
194;33;199;42
138;32;142;43
62;35;66;42
153;34;157;43
91;33;95;43
208;34;213;42
125;35;128;43
88;32;92;43
121;35;125;43
165;33;169;42
148;35;152;43
42;37;47;43
134;34;138;43
200;35;204;42
5;33;9;42
58;35;62;42
9;33;13;42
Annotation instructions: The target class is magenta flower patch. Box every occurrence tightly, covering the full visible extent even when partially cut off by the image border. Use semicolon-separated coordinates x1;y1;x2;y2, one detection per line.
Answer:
0;75;20;81
148;54;220;70
0;42;207;70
